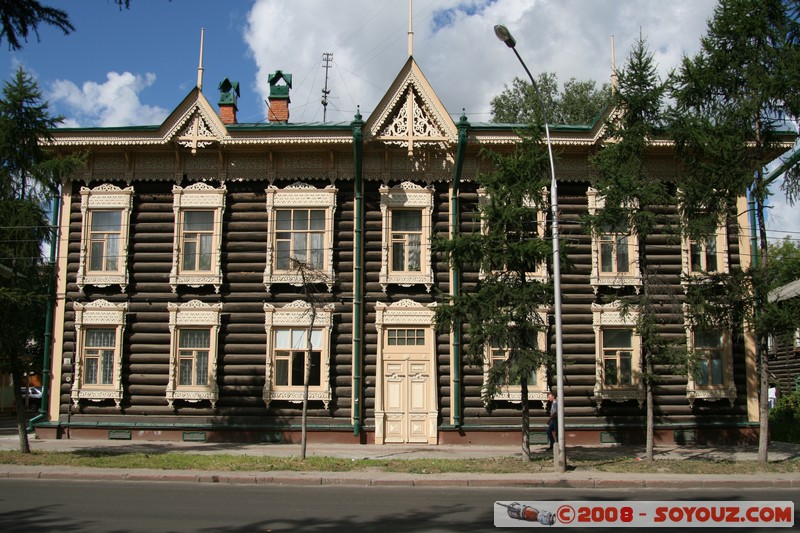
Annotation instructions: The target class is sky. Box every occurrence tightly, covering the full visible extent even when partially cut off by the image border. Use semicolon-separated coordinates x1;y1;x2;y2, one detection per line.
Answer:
4;0;799;246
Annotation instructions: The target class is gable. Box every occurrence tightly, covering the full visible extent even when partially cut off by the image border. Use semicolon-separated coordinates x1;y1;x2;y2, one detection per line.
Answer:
365;57;457;155
160;87;230;153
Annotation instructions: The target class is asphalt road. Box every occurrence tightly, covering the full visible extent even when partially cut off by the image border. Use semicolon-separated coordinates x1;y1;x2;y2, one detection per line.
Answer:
0;480;796;532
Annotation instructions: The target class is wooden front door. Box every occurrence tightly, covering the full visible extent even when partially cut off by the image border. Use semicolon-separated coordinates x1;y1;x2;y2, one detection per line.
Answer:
382;357;433;443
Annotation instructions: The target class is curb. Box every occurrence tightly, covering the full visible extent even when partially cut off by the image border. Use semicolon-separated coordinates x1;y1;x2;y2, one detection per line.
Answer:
1;468;798;489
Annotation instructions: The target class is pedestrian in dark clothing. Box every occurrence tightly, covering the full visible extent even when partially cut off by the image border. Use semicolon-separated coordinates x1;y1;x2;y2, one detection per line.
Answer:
546;391;557;450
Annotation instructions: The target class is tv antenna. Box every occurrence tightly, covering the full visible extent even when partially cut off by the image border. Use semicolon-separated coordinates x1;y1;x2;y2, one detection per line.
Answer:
321;52;333;122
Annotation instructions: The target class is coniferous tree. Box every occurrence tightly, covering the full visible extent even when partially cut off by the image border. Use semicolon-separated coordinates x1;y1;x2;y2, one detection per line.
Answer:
670;0;800;462
435;127;553;462
0;68;80;452
587;36;681;462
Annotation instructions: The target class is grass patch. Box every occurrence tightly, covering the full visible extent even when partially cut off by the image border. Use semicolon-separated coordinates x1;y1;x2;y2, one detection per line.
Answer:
0;450;798;475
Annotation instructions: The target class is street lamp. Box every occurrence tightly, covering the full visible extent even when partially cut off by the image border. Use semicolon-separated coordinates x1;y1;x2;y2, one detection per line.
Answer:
495;24;566;472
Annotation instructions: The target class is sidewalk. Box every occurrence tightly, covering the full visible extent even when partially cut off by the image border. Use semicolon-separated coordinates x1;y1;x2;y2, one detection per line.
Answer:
1;416;799;488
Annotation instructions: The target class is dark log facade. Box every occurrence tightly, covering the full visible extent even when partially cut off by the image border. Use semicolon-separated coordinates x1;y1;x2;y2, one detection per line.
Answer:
38;59;767;445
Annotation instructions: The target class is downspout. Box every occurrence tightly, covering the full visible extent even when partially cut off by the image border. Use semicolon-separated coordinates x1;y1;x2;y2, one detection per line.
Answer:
351;109;365;437
28;185;61;432
450;112;470;429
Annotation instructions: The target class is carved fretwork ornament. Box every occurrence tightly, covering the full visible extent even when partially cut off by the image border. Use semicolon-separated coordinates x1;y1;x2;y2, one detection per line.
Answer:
71;299;128;409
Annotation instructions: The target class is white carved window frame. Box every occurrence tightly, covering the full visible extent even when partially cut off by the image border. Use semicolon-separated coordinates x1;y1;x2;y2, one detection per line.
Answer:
684;317;736;407
166;299;222;408
374;299;438;444
587;187;641;293
482;308;550;406
169;182;226;293
77;184;133;293
263;300;334;408
681;223;730;282
263;183;337;292
379;181;434;292
72;299;127;409
477;187;548;283
592;301;644;408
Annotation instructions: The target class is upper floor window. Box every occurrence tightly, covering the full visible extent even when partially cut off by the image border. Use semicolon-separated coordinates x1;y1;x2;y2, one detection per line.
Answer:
71;299;127;409
169;183;226;293
263;300;334;408
685;324;736;407
77;184;133;293
587;188;641;292
477;188;548;282
166;300;222;408
592;301;643;407
264;183;337;292
681;224;729;281
379;182;434;292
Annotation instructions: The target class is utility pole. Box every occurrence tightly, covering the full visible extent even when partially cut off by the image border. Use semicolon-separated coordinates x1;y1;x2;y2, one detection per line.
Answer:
321;52;333;122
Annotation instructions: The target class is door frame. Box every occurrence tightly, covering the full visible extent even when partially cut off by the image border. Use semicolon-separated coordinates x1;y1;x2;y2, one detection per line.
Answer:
374;300;438;444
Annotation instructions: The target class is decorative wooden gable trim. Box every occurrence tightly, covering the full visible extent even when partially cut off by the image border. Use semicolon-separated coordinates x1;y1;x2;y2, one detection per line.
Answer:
366;58;456;156
164;89;228;154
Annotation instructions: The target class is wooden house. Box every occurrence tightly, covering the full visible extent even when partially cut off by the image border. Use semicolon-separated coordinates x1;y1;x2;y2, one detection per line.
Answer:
36;55;774;446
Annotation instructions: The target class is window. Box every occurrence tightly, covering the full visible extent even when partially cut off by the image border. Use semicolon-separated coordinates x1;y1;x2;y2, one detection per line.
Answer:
484;338;549;405
180;211;214;272
681;224;729;280
83;329;116;385
263;300;333;407
388;328;426;346
166;300;222;408
592;301;643;407
602;329;634;387
599;226;630;274
273;328;321;387
77;184;133;292
686;326;735;407
72;299;127;408
170;183;225;293
587;188;641;292
379;182;434;291
264;183;337;292
391;210;423;272
178;329;210;386
477;188;548;282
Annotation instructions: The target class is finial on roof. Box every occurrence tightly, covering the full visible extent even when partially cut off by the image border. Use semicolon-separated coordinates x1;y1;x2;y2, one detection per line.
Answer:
611;34;617;95
408;0;413;57
197;28;205;91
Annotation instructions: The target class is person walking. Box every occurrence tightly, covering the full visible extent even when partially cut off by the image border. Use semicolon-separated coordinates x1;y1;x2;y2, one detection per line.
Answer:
546;391;558;450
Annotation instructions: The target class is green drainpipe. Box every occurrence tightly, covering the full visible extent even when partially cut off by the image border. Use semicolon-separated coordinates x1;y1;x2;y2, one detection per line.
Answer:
450;112;470;429
351;109;365;436
28;185;61;433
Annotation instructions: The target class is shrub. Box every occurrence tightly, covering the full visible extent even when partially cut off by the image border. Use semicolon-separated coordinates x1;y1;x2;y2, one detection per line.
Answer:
770;391;800;444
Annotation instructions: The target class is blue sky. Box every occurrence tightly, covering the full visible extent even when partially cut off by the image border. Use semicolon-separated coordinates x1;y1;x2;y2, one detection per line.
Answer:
4;0;799;245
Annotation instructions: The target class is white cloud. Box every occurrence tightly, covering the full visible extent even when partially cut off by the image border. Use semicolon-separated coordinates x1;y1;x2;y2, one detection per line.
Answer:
243;0;717;124
48;72;169;127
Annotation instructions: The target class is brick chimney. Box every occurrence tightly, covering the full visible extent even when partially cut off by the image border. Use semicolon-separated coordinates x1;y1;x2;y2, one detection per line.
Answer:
218;78;239;125
267;70;292;123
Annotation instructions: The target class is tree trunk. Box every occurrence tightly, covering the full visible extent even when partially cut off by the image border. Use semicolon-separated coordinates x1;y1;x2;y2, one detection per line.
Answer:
645;361;654;461
300;304;317;461
521;376;530;462
11;372;31;453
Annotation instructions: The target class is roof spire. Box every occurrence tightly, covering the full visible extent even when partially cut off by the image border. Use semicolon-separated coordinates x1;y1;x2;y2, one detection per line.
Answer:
197;28;205;91
610;34;617;95
408;0;413;57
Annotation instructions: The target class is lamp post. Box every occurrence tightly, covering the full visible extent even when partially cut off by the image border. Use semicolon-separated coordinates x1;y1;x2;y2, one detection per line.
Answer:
494;24;566;472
